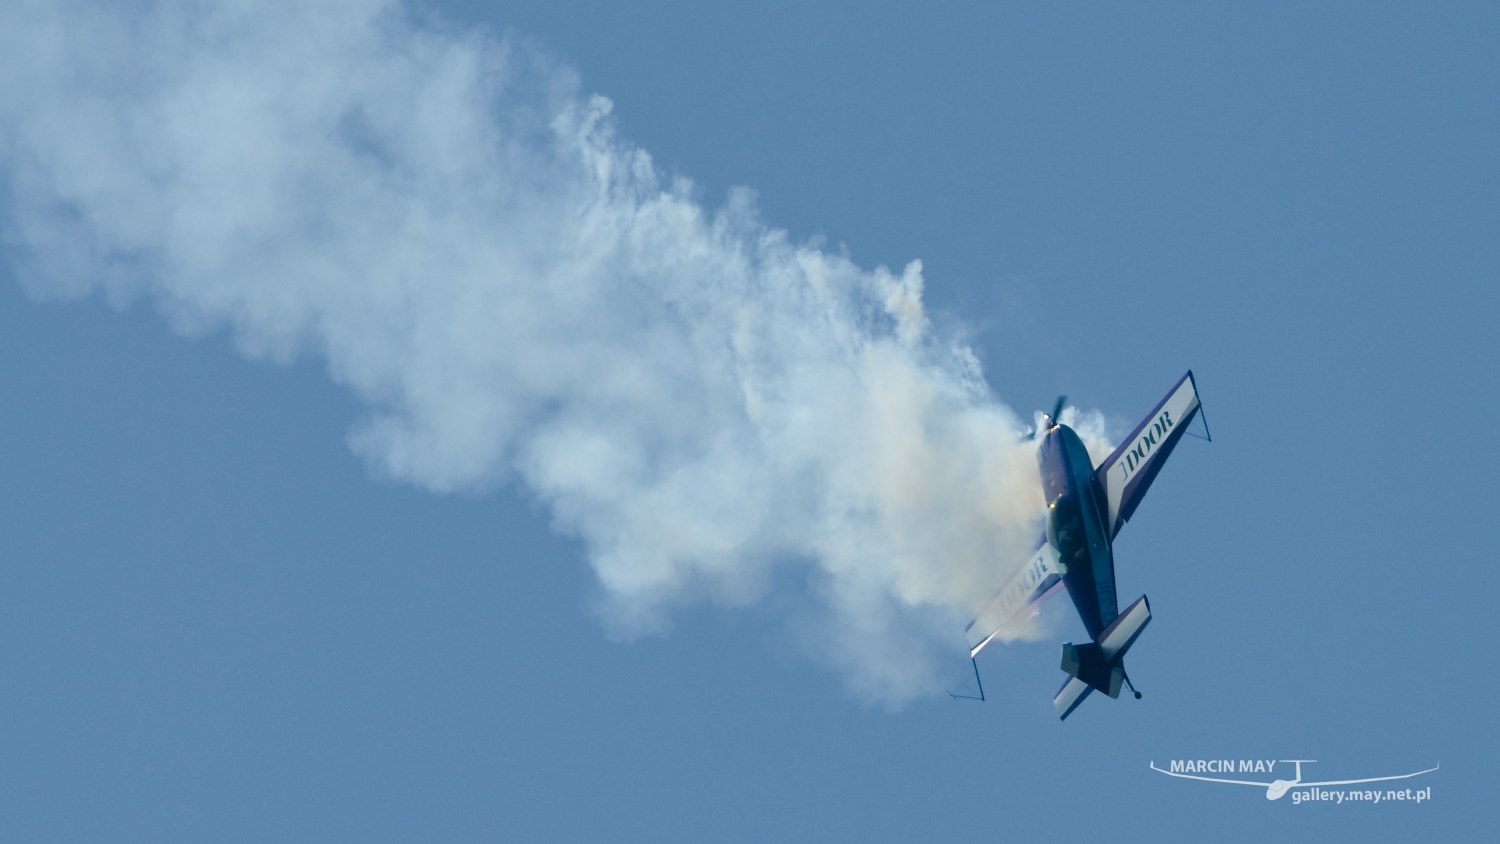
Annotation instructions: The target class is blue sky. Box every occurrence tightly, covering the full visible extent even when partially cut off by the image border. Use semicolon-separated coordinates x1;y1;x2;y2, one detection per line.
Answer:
1;1;1495;840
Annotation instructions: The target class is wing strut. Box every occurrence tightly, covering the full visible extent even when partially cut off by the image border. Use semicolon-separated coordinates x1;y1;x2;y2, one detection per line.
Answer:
947;658;986;702
1185;401;1213;442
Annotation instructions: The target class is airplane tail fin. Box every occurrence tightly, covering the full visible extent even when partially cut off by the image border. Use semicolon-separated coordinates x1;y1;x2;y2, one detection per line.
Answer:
1054;595;1151;719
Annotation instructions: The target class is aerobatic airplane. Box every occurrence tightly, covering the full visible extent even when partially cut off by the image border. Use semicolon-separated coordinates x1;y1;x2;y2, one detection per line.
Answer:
964;371;1207;720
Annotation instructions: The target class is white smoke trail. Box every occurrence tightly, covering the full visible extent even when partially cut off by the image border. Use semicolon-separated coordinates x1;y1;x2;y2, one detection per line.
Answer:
0;0;1111;703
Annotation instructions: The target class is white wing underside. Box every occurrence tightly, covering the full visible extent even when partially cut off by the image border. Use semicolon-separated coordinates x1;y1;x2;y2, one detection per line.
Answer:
965;539;1063;657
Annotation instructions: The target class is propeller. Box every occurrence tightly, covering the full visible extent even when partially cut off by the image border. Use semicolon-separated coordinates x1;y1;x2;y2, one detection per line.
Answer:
1046;395;1067;430
1024;395;1067;441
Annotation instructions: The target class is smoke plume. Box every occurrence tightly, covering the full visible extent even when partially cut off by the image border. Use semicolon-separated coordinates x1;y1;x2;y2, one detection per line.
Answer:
0;0;1110;703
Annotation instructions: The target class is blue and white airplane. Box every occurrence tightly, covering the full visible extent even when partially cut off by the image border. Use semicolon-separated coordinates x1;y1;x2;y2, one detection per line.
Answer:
965;372;1206;720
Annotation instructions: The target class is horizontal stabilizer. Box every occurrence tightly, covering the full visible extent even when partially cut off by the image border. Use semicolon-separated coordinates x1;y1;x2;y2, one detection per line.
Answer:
1054;676;1093;720
1054;595;1151;715
1098;595;1151;661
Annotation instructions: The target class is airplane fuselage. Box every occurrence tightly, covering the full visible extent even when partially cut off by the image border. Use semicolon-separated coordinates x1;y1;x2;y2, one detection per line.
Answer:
1039;424;1118;640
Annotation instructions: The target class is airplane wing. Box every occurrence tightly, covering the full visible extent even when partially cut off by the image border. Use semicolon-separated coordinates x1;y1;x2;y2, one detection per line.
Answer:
1094;371;1204;540
965;535;1066;657
1148;763;1271;786
1299;766;1440;788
